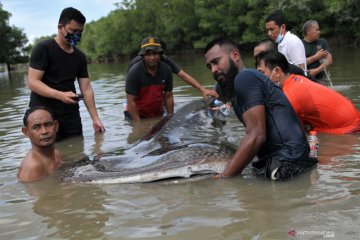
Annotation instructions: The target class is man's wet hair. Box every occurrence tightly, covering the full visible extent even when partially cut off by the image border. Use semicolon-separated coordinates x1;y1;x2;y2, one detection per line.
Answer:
265;10;286;26
23;106;56;127
204;38;239;54
255;50;290;74
59;7;86;25
303;19;318;36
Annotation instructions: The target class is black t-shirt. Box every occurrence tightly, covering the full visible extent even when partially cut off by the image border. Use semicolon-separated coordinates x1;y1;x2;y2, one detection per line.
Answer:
29;38;89;92
288;63;306;76
125;60;173;117
233;69;309;162
288;63;316;81
29;38;88;113
302;38;330;79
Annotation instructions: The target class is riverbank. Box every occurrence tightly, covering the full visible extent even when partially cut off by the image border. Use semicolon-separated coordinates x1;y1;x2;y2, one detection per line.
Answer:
86;41;358;64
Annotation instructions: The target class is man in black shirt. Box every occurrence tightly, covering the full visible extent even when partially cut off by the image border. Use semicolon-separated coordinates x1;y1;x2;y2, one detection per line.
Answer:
28;7;105;141
128;53;218;99
204;38;317;181
302;20;333;85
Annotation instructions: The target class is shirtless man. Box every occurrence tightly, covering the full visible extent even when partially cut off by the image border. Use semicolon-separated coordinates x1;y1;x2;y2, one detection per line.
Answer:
18;106;62;181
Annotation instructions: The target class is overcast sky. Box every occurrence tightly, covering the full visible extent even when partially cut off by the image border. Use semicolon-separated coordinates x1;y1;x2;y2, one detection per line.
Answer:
1;0;118;43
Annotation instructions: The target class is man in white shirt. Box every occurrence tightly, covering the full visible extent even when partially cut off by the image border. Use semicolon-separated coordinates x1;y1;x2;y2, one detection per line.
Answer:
265;10;307;72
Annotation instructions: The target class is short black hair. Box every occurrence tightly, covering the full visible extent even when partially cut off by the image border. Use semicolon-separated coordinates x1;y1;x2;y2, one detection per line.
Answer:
59;7;86;25
23;106;56;127
255;50;289;74
204;38;239;55
265;10;286;27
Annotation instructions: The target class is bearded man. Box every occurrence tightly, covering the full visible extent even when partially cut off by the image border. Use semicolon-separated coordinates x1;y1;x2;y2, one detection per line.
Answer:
204;38;317;181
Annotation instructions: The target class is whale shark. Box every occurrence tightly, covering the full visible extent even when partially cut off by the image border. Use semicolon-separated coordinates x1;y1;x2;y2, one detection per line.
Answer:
61;99;236;183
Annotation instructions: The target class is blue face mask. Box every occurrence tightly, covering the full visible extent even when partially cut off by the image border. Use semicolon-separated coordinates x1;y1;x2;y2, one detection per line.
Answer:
64;29;82;47
275;26;284;43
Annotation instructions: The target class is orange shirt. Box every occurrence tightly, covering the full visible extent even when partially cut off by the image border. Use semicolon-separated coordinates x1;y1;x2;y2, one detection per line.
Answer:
282;74;360;134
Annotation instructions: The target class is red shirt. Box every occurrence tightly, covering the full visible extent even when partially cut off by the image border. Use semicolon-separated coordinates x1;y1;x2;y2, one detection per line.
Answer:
283;74;360;134
126;61;173;118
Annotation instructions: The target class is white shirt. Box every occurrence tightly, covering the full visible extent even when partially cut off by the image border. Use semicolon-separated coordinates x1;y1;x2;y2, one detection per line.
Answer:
278;31;307;71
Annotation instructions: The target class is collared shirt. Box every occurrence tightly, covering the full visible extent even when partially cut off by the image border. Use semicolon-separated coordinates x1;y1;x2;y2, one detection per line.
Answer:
278;31;307;71
126;60;173;118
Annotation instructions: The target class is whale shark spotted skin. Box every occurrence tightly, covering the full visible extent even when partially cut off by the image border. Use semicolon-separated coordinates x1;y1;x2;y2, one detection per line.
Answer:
61;99;236;183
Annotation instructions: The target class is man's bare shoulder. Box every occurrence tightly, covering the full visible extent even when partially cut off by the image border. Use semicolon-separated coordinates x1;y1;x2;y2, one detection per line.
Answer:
17;150;61;182
18;152;46;182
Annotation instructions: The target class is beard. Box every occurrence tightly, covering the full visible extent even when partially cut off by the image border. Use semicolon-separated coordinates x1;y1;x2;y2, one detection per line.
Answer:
215;58;238;103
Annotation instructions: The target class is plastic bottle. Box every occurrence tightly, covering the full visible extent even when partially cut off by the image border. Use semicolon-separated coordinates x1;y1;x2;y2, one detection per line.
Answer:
308;130;319;158
213;99;222;107
123;99;128;112
213;99;230;116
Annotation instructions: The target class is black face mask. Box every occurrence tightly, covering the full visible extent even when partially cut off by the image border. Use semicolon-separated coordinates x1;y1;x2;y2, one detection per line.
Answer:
63;29;82;47
216;58;238;103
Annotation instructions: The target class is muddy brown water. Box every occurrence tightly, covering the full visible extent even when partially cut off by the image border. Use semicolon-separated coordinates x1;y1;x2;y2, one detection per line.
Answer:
0;48;359;239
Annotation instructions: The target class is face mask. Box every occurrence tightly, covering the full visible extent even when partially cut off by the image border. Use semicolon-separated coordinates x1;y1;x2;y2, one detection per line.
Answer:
63;29;82;47
269;68;281;87
275;26;284;43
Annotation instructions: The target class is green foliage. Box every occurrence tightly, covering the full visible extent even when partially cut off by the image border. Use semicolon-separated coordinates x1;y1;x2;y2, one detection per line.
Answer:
0;3;29;65
4;0;358;63
324;0;360;40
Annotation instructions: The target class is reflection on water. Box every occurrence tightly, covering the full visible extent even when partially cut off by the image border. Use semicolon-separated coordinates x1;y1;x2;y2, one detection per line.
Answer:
127;116;165;144
0;48;359;239
318;133;359;165
23;180;112;239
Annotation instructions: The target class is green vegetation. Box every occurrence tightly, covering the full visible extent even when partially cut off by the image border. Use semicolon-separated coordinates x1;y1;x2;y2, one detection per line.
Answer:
1;0;360;64
79;0;360;61
0;3;29;69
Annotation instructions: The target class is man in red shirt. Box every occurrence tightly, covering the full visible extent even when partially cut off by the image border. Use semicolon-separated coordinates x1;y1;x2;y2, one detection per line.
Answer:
256;50;360;134
126;36;174;122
